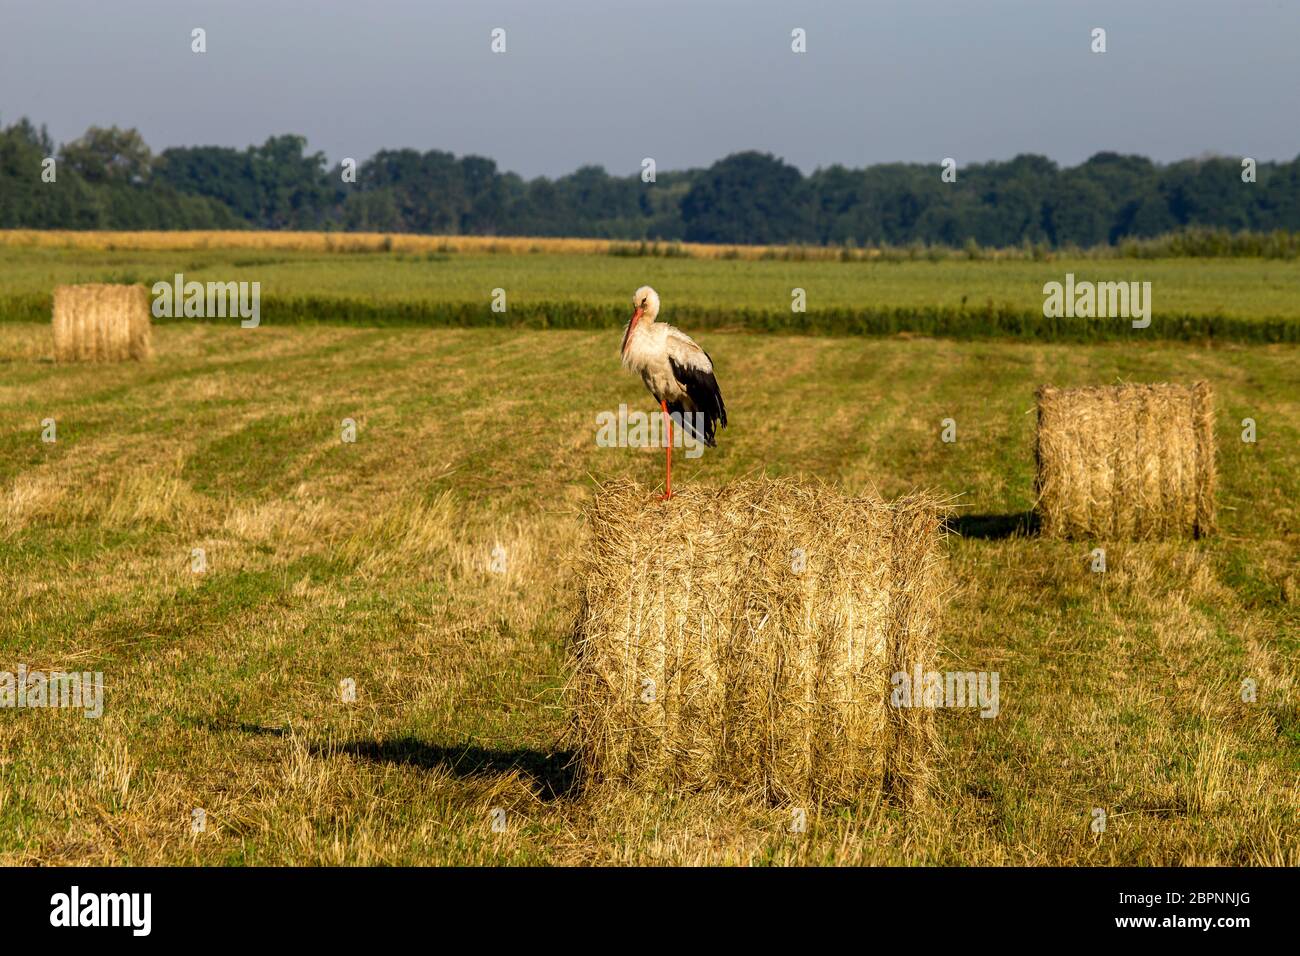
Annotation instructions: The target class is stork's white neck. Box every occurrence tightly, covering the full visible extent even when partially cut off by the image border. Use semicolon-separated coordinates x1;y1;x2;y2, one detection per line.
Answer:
621;315;663;371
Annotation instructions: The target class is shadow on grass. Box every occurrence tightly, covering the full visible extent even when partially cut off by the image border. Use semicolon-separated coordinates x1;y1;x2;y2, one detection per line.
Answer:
945;511;1040;540
194;719;291;737
235;722;291;737
212;722;579;801
328;738;579;802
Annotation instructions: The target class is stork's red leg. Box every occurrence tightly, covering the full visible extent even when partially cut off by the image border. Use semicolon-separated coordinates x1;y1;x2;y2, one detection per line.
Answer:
661;400;673;500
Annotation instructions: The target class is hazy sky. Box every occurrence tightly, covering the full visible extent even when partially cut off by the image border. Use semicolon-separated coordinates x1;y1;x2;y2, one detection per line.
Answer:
2;0;1297;178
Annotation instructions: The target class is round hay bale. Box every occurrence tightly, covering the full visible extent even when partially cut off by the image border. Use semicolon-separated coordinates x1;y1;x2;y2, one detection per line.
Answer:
569;477;946;806
1035;382;1216;539
53;284;152;362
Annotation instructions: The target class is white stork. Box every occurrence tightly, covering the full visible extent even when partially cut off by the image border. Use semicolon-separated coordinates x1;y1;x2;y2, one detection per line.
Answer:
620;286;727;499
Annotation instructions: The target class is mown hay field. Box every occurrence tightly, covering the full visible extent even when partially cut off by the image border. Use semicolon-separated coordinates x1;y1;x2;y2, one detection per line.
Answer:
0;316;1296;865
2;240;1300;341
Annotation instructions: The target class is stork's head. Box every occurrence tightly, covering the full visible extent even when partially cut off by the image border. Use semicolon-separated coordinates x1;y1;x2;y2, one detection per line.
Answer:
632;285;660;322
622;286;659;357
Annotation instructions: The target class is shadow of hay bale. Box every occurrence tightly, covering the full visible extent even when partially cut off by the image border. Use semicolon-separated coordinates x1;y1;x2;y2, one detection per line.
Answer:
328;738;578;802
1035;382;1216;539
569;476;949;807
53;283;152;362
944;511;1040;540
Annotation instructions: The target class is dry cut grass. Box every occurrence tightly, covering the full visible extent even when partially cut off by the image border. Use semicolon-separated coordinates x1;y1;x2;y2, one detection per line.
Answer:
0;323;1294;865
0;229;816;261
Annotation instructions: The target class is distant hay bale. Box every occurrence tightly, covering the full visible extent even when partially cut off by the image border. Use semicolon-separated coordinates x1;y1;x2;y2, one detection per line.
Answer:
569;478;947;807
52;284;152;362
1035;382;1216;539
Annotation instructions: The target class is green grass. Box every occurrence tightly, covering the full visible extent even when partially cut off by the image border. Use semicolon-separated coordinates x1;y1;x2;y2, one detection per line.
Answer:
3;246;1300;341
0;322;1296;864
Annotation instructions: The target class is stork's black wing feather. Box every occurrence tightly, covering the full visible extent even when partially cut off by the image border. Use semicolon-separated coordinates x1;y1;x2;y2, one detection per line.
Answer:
667;354;727;447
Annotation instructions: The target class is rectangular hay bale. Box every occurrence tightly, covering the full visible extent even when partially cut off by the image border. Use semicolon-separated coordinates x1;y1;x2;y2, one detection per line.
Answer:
569;478;946;806
53;284;152;362
1035;382;1216;539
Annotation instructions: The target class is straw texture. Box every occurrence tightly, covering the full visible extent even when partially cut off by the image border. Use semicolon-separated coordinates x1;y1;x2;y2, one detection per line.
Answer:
569;477;946;806
1035;382;1216;539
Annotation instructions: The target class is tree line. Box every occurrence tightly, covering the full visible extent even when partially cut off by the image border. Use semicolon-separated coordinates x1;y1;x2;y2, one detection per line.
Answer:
2;117;1298;247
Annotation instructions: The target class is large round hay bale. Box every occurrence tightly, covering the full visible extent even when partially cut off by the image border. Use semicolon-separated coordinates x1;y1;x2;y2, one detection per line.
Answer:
569;478;945;806
52;284;152;362
1035;382;1216;539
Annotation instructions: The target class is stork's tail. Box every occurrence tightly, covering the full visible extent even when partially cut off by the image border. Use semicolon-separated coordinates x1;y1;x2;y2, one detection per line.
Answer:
668;404;723;448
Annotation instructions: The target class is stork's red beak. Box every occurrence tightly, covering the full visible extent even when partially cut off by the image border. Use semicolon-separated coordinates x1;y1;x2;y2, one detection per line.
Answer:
621;307;643;355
